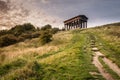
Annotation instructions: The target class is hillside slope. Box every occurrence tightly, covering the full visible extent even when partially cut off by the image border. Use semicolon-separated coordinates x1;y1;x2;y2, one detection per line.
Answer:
0;22;120;80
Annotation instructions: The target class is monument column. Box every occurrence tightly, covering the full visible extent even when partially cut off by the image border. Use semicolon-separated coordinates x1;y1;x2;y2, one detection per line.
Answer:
77;20;79;28
75;20;77;29
80;20;82;28
69;22;71;30
66;24;68;30
83;22;85;28
67;23;69;30
84;21;86;28
65;24;67;30
86;22;87;28
73;21;75;29
79;19;81;28
83;21;85;28
81;20;83;28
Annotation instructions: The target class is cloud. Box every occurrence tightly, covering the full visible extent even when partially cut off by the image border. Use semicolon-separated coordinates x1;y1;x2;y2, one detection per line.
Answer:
0;0;62;30
41;0;49;4
0;0;120;30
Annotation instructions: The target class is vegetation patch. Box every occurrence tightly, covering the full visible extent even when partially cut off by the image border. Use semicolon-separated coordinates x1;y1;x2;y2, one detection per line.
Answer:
0;59;27;76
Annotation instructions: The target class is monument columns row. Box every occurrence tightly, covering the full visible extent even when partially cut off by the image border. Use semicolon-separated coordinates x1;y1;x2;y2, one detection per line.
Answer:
64;20;87;30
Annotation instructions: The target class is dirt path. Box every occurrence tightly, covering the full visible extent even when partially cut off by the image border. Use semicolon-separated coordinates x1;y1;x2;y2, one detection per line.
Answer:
92;51;114;80
103;56;120;77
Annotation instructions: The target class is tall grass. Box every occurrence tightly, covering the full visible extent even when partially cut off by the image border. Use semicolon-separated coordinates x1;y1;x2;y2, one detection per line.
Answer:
0;25;119;80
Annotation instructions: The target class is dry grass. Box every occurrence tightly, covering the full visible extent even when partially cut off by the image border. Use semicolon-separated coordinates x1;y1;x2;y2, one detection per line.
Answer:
0;31;72;64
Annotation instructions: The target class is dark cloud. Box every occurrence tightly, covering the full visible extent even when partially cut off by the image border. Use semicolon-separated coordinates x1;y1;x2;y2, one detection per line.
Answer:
0;0;9;13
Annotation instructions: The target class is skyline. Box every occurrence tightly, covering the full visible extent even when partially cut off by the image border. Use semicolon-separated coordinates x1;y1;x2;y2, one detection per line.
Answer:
0;0;120;30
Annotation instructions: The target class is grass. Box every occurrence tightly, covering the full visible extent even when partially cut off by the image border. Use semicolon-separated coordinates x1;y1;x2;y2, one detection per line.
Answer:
0;23;120;80
0;58;27;77
0;30;104;80
87;26;120;67
38;29;104;80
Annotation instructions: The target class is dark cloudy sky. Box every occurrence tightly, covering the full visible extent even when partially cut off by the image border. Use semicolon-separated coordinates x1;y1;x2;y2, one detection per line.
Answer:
0;0;120;29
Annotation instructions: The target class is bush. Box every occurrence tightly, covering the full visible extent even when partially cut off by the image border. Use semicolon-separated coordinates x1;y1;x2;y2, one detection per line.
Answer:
51;28;59;34
31;32;41;38
0;59;26;76
61;28;65;31
5;61;43;80
40;30;52;45
0;30;9;37
41;24;52;30
0;34;18;47
10;23;35;36
20;33;32;39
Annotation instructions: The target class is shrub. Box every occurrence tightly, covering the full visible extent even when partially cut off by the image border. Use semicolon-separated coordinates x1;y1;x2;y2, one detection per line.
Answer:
41;24;52;30
0;59;26;76
0;34;18;47
0;30;8;37
20;33;32;39
6;61;43;80
40;30;52;45
51;28;60;34
10;23;35;36
31;32;41;38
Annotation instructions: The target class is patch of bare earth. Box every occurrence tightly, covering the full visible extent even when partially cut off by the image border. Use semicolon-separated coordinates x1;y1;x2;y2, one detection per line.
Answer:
92;48;114;80
103;56;120;77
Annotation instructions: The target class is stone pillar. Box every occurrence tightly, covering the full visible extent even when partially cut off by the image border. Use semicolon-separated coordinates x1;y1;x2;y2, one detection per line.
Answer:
77;20;79;28
66;24;68;30
82;21;84;28
69;23;70;30
79;19;81;28
78;19;80;28
75;20;77;29
76;20;78;28
83;22;85;28
69;22;71;30
84;22;85;28
84;22;86;28
86;22;87;28
81;20;82;28
73;21;75;29
67;23;69;30
72;22;73;29
81;21;83;28
65;24;67;30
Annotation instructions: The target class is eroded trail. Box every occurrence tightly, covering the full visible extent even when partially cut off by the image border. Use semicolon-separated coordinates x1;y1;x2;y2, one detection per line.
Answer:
103;56;120;77
92;51;114;80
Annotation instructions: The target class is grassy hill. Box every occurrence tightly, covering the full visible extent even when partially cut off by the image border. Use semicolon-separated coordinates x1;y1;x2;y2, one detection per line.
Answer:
0;22;120;80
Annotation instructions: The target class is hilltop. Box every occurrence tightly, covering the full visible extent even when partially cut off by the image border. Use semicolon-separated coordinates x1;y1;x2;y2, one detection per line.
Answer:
0;22;120;80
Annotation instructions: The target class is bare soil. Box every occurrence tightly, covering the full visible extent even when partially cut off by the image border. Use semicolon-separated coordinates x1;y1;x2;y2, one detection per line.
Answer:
92;51;114;80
